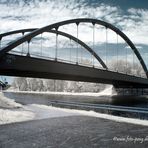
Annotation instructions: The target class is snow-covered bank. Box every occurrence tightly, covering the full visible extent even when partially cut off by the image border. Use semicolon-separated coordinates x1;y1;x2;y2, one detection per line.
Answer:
0;102;148;126
0;92;22;108
0;109;35;125
24;104;81;119
0;104;82;125
26;104;148;126
0;92;83;124
5;85;115;96
1;91;148;126
0;92;34;124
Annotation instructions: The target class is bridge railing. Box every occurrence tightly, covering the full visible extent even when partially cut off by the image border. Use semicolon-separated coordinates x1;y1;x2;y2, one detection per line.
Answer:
8;49;147;79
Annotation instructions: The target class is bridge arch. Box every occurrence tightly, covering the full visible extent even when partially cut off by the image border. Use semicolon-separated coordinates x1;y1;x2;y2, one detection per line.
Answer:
0;29;107;69
0;18;147;77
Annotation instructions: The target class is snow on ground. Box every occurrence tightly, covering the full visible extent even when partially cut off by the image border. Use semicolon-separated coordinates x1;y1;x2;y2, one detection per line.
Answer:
21;104;148;126
0;103;80;125
0;92;82;125
95;85;115;96
5;85;115;96
24;104;80;119
1;103;148;126
1;92;148;126
0;92;22;108
0;109;35;125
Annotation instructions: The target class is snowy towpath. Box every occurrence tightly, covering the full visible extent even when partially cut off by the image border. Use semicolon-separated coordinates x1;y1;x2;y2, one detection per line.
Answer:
1;92;148;126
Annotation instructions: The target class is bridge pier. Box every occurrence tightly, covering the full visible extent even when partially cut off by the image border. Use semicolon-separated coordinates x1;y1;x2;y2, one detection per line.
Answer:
114;87;148;96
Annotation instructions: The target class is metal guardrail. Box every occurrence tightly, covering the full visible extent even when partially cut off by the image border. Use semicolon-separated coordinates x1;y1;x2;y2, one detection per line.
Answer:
50;100;148;114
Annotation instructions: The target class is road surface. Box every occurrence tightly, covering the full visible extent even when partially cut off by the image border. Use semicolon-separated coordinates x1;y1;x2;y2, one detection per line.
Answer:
0;116;148;148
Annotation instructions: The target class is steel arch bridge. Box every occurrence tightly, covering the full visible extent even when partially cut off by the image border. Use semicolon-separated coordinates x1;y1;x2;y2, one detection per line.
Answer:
0;18;148;88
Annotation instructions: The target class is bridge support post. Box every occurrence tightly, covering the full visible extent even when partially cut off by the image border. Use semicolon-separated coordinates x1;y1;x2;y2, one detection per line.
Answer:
116;34;118;72
55;27;59;61
92;22;95;67
21;32;24;55
55;33;58;61
76;22;79;65
105;27;108;67
40;33;43;56
27;40;31;57
114;86;148;96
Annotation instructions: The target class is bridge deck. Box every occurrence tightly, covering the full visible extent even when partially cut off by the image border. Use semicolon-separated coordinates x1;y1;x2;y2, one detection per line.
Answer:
0;53;148;88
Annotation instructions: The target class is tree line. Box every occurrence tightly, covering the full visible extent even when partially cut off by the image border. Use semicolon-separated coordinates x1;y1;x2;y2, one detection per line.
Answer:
11;59;145;92
11;78;107;92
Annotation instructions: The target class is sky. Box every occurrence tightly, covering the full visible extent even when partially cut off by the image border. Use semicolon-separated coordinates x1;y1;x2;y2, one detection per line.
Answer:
0;0;148;83
1;0;148;44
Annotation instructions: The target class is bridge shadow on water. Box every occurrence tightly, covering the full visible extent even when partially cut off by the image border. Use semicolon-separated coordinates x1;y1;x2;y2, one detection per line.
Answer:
78;95;148;119
82;94;148;107
111;95;148;107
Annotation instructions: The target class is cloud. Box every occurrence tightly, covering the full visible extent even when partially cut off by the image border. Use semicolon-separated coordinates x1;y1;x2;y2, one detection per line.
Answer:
0;0;147;46
0;0;124;46
118;8;148;45
0;0;148;68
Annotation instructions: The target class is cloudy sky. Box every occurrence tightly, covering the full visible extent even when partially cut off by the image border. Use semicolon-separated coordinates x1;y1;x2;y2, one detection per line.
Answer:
1;0;148;43
0;0;148;82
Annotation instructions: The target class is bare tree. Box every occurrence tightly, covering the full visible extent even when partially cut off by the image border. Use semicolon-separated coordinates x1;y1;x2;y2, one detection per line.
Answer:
12;77;28;91
27;78;38;91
